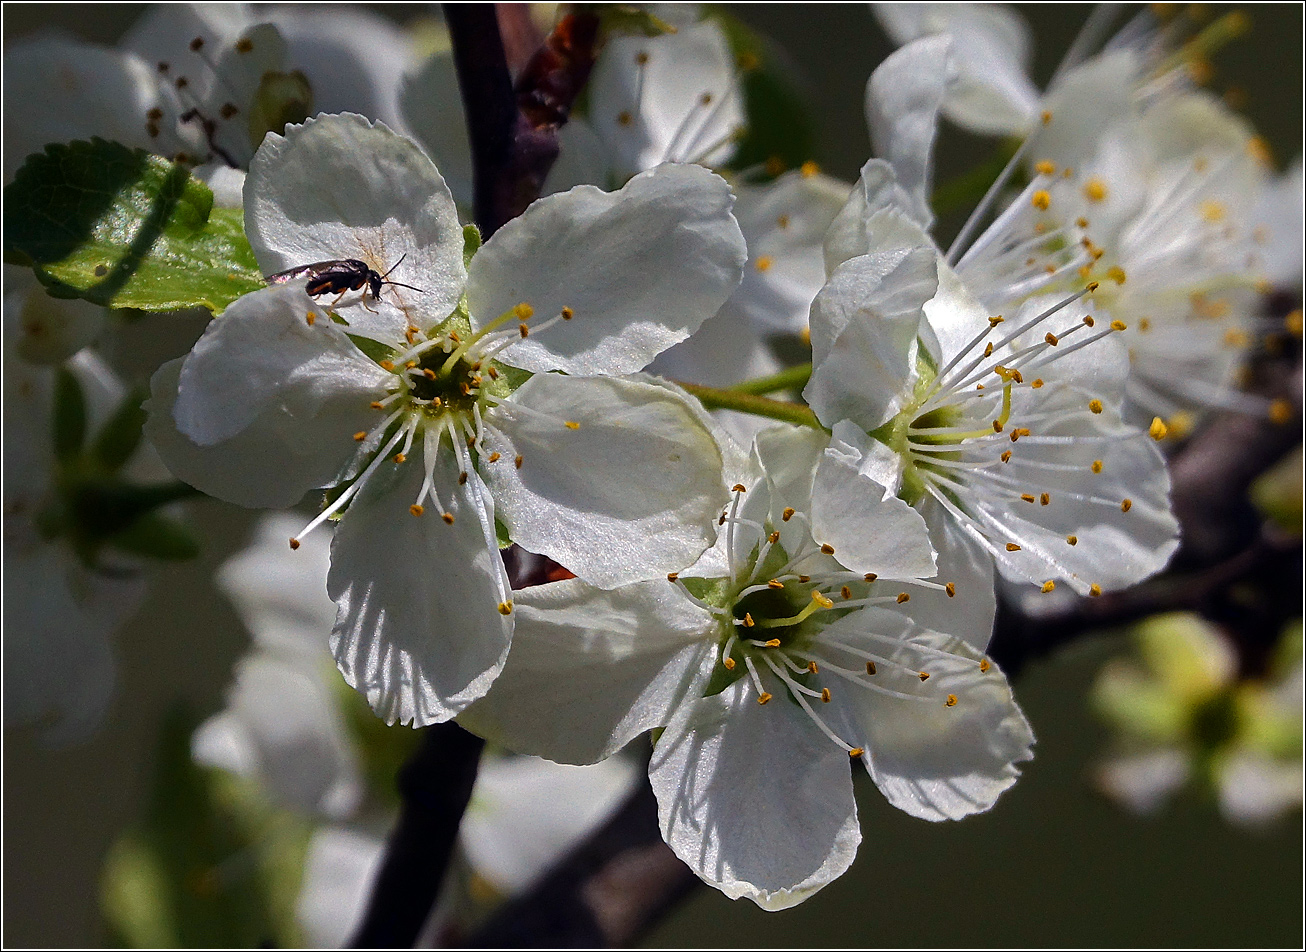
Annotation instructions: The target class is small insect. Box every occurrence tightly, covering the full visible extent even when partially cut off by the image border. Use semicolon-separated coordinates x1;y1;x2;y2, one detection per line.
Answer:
265;254;426;309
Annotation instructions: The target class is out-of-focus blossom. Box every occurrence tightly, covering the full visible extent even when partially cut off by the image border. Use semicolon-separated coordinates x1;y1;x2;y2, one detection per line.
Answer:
1093;614;1303;826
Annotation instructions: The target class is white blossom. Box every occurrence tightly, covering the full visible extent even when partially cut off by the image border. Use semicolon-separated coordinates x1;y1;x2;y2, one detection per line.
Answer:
463;424;1033;908
146;113;745;725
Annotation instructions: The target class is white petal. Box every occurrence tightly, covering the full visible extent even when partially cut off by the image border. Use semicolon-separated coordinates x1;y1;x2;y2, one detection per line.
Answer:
296;826;386;949
1030;50;1140;171
730;170;852;334
649;680;861;909
458;578;714;764
805;249;936;432
812;438;937;579
875;3;1040;136
195;654;362;819
468;163;746;375
462;753;643;895
5;266;105;364
824;159;933;272
217;513;337;656
909;495;997;652
485;374;727;588
329;453;512;726
399;44;474;208
866;35;954;228
1217;752;1303;826
245;113;467;330
588;19;743;174
2;37;164;180
541;119;616;195
1095;749;1190;815
825;623;1034;821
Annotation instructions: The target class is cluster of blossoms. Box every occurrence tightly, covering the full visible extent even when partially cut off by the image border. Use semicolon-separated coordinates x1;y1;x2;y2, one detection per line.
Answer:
4;2;1299;926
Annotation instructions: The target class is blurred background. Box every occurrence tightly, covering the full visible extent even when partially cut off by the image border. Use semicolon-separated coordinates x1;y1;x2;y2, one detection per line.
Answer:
3;3;1301;946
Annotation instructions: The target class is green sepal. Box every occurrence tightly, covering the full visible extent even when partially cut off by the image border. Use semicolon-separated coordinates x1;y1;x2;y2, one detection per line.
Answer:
52;367;88;462
346;333;398;366
462;223;482;269
496;516;513;549
4;139;264;314
106;511;201;561
89;385;148;472
596;4;678;38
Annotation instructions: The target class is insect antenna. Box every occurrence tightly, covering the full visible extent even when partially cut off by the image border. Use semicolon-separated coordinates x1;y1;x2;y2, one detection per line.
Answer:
378;254;429;294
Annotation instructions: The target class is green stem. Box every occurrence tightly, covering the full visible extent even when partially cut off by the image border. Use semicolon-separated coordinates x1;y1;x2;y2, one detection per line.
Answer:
728;362;812;396
676;381;823;430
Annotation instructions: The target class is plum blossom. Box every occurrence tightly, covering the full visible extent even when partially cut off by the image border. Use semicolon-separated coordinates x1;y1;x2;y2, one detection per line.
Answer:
146;113;746;725
462;425;1033;908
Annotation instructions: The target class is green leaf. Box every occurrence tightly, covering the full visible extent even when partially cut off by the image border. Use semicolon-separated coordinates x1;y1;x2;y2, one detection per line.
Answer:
4;139;264;314
89;386;148;472
52;367;87;462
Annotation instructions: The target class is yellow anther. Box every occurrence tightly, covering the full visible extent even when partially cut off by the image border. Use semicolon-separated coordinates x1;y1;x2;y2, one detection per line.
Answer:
1149;417;1168;441
979;658;991;673
1091;460;1103;474
1087;282;1100;292
442;512;455;524
379;359;395;371
564;420;580;430
1032;190;1051;210
808;661;819;674
1105;266;1127;285
1247;136;1273;166
667;572;679;582
988;315;1005;327
1042;580;1056;593
518;323;530;337
1269;399;1294;424
1089;583;1102;597
945;694;958;707
1031;378;1044;389
635;51;650;65
820;543;835;555
370;401;384;409
1040;492;1050;506
410;504;425;517
487;452;501;463
353;431;367;441
488;366;500;379
866;661;877;675
993;419;1004;433
561;306;574;320
1223;328;1249;348
1088;399;1103;414
515;454;524;468
743;613;756;627
800;160;819;177
1006;543;1022;552
1083;315;1095;328
801;325;811;346
918;671;930;681
1138;318;1151;332
1010;428;1031;442
1044;332;1059;347
754;255;774;272
821;687;831;703
617;110;633;126
757;692;773;705
458;472;469;485
1041;110;1053;124
289;537;301;550
863;573;878;582
1076;216;1090;228
405;360;418;369
305;311;317;326
699;92;713;106
896;592;910;604
1121;498;1133;513
234;37;254;53
782;507;795;521
812;591;834;609
1083;178;1108;202
1285;310;1303;336
723;657;736;670
945;582;956;598
1035;160;1056;176
1186;58;1213;85
768;579;784;590
763;638;781;648
1200;200;1227;223
1001;450;1012;463
394;453;407;464
840;585;852;600
1067;535;1078;546
849;747;865;758
1021;493;1037;503
776;214;790;229
497;600;514;615
765;156;786;176
768;531;780;544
